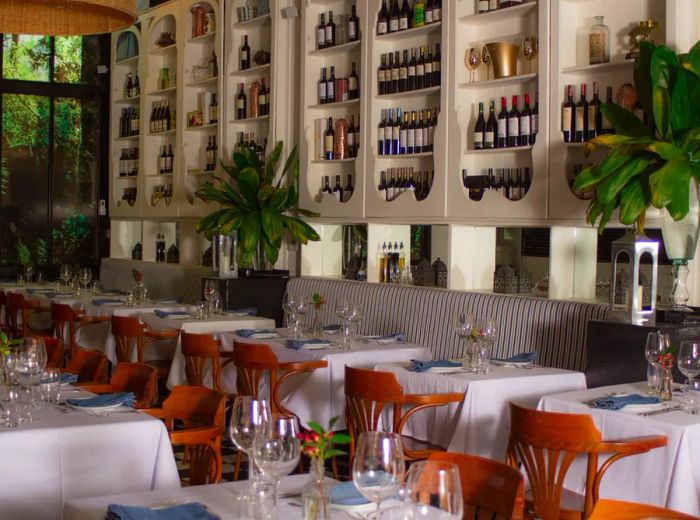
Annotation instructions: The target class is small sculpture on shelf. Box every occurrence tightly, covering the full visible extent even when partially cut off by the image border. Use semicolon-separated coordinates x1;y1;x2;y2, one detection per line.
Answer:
432;258;447;288
155;32;175;48
253;49;271;66
413;258;434;287
626;20;658;60
166;243;179;264
494;265;519;294
131;241;142;260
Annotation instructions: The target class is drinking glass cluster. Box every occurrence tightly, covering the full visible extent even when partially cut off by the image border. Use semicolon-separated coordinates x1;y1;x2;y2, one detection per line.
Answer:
455;313;497;374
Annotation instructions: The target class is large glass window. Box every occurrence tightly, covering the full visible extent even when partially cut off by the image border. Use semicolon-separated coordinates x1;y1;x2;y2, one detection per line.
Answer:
0;34;109;272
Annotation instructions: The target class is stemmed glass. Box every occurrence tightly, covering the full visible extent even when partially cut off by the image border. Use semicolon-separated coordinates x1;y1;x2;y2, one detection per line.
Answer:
482;46;491;80
24;264;34;284
353;431;405;517
60;264;72;290
474;316;496;374
282;292;297;331
79;268;92;292
345;301;363;349
14;338;47;416
203;279;218;318
405;459;464;519
465;47;480;82
455;312;476;370
645;331;670;366
229;396;272;486
336;299;351;349
293;299;309;339
678;341;700;381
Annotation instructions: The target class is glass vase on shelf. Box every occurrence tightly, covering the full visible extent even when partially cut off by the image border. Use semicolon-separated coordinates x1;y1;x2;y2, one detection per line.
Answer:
588;16;610;65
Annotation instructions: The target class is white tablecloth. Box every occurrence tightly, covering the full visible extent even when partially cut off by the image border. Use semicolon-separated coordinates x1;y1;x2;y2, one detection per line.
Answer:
376;363;587;461
139;313;276;390
0;388;180;520
539;382;700;516
218;333;430;429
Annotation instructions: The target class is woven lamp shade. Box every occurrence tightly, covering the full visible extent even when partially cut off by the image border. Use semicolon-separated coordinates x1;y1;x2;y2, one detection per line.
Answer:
0;0;137;36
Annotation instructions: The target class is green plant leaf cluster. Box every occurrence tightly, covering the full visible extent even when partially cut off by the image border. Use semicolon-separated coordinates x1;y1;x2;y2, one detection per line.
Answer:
573;41;700;232
194;142;320;265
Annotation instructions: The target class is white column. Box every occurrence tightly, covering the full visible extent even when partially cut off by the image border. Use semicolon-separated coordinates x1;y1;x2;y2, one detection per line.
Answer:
448;225;497;291
300;223;343;277
549;226;597;300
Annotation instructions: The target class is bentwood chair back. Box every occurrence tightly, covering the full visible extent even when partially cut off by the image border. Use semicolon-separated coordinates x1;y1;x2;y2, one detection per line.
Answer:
508;403;668;520
181;331;228;391
428;452;525;520
0;291;8;334
40;336;64;368
7;292;49;339
144;385;225;485
64;347;109;383
51;302;108;363
79;362;158;408
110;315;179;378
344;366;464;463
588;499;697;520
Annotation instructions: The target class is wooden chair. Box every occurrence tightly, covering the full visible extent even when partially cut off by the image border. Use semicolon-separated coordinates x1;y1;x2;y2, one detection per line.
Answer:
588;499;697;520
39;336;64;368
78;362;158;408
144;385;225;485
429;452;525;520
181;331;232;392
0;290;8;334
64;347;109;383
51;302;109;362
507;403;668;520
345;366;464;463
110;315;180;379
6;292;51;339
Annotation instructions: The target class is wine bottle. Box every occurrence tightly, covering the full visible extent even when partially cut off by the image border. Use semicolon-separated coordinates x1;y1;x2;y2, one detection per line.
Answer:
421;109;430;152
478;0;489;14
413;0;425;27
332;175;344;202
392;51;400;93
501;0;522;8
258;82;266;116
386;170;396;200
205;137;212;171
474;102;485;150
240;35;250;70
322;176;332;195
389;0;400;33
485;100;497;149
574;83;588;143
407;111;416;154
433;43;441;86
416;47;425;90
345;174;354;202
349;62;359;100
378;54;387;95
589;81;601;139
600;86;614;134
562;85;575;143
377;0;389;35
433;0;442;21
133;73;140;97
520;93;532;146
399;112;408;154
532;92;539;143
317;13;326;50
167;145;173;174
236;83;247;119
508;95;520;147
160;145;167;174
348;5;359;42
408;49;417;91
424;45;433;88
348;115;356;158
392;108;401;154
415;110;424;153
399;0;410;31
324;117;334;160
378;109;386;155
326;11;336;47
125;73;134;98
385;108;394;155
425;0;434;24
489;0;499;11
378;171;387;196
401;50;410;93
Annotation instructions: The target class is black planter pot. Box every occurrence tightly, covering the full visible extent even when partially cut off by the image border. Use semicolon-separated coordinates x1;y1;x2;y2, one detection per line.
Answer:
203;275;291;326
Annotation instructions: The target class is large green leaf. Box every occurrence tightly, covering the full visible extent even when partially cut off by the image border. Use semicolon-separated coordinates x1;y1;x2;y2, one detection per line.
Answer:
649;156;690;211
596;155;656;204
278;144;298;188
600;103;649;138
238;213;261;255
264;141;283;185
598;145;636;177
195;183;232;205
237;167;261;205
220;181;253;210
681;41;700;78
281;215;320;244
297;208;321;217
196;208;230;233
573;165;604;191
680;127;700;155
220;215;244;235
671;69;691;137
645;141;684;161
268;187;288;209
257;185;276;202
618;177;649;225
260;234;282;265
231;151;249;171
597;197;618;234
261;206;283;241
651;45;678;141
583;134;643;156
634;40;656;122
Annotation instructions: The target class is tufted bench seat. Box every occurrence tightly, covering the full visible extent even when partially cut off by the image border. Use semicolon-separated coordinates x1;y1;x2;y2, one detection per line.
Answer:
287;277;610;372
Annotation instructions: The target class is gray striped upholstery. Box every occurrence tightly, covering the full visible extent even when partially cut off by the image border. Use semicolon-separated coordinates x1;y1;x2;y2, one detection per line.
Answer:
287;277;610;372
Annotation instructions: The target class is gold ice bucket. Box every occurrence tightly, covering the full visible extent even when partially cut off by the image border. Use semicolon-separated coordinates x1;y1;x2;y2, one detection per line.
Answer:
485;42;520;79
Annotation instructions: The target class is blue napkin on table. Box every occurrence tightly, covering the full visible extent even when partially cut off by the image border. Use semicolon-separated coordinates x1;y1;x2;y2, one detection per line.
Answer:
591;394;660;411
151;297;183;304
58;373;78;384
367;333;406;344
236;329;278;338
93;298;125;306
492;351;537;364
26;287;54;294
330;481;371;506
408;359;462;373
66;392;135;408
286;338;331;350
323;324;341;333
225;307;258;316
53;291;74;297
106;502;219;520
154;309;191;319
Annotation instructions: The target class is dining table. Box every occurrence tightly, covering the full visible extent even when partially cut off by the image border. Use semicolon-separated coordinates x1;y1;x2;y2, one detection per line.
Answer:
0;385;180;520
375;362;587;461
538;381;700;516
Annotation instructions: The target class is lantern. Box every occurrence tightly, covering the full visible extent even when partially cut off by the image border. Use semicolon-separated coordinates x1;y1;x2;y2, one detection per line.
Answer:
212;232;238;279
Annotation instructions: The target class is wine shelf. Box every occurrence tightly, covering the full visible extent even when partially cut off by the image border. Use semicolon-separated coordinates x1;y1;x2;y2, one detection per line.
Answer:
458;73;537;90
148;86;177;96
228;115;270;124
115;135;140;141
376;152;434;159
308;40;361;57
185;123;218;131
115;96;141;104
376;86;440;100
308;98;361;110
311;158;357;164
463;146;534;156
375;21;442;43
186;76;218;87
151;43;177;55
561;61;635;75
459;2;538;25
232;12;270;29
228;62;271;78
188;31;216;43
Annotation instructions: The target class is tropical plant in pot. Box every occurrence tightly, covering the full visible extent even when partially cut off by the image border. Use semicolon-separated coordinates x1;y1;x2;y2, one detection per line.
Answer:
573;40;700;308
195;142;320;270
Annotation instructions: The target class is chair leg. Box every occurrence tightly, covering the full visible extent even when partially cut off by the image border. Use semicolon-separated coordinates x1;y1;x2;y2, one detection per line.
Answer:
234;450;243;481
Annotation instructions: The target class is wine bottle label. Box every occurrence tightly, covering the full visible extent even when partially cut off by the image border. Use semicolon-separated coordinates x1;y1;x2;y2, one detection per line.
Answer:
484;130;494;146
399;18;408;31
347;132;355;148
325;25;333;42
390;19;399;32
392;125;400;141
240;49;246;63
237;99;245;109
417;64;424;76
425;61;433;74
479;0;489;12
392;68;400;81
433;60;440;72
407;129;415;147
385;126;393;142
601;115;612;131
575;107;584;132
318;83;326;101
422;127;429;146
489;0;498;9
588;105;597;128
378;21;388;34
400;67;408;80
589;33;606;64
508;116;519;137
378;69;386;83
498;119;507;139
258;95;265;107
333;190;340;201
426;10;433;23
327;83;335;99
433;8;441;20
532;114;539;134
562;107;572;131
349;77;357;91
520;116;531;137
324;135;334;155
348;21;357;39
400;129;407;148
408;66;415;77
416;128;424;148
474;132;483;147
317;28;325;45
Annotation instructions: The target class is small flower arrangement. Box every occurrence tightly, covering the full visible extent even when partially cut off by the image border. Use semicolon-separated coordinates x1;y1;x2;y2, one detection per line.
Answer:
657;345;678;369
297;417;350;461
0;331;19;357
132;268;143;283
311;292;326;311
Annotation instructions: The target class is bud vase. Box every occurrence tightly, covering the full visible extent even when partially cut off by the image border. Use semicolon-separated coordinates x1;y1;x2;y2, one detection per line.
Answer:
659;367;673;401
303;458;332;520
311;307;323;338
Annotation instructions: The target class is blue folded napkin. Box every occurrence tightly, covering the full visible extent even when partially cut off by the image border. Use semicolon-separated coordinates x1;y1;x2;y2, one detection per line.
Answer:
106;502;219;520
236;329;277;338
367;333;406;344
26;287;54;294
66;392;135;408
151;297;183;304
592;394;661;410
154;309;190;319
93;298;126;306
53;291;74;297
408;359;462;373
330;481;371;506
59;373;78;384
226;307;258;316
492;351;537;364
286;338;331;350
323;324;341;333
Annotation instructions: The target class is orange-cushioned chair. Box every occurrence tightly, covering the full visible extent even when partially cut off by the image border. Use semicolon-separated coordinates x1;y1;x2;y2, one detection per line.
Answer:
429;452;525;520
588;499;697;520
40;336;64;368
64;347;109;384
144;385;225;486
51;302;109;363
78;362;158;409
110;315;180;379
345;366;464;464
507;403;668;520
7;292;51;339
181;331;233;393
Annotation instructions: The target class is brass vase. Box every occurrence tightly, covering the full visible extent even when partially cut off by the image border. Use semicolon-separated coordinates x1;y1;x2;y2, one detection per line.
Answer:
485;42;520;79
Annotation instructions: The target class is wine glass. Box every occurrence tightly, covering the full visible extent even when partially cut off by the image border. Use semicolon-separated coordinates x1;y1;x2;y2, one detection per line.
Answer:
521;36;539;73
678;341;700;381
645;331;670;366
229;396;272;485
335;299;351;349
282;292;297;330
345;301;363;349
474;316;496;374
352;431;405;517
465;47;480;82
252;414;301;507
60;264;72;290
24;264;34;284
405;460;464;519
294;299;309;339
646;363;661;395
14;338;47;413
203;279;218;318
454;312;476;370
482;46;491;80
79;267;92;292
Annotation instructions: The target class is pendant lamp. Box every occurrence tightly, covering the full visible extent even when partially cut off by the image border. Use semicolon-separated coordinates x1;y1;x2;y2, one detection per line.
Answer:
0;0;137;36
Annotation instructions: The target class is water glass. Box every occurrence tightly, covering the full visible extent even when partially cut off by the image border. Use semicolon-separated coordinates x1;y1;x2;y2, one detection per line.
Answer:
645;331;671;366
454;313;475;370
0;387;20;428
40;368;61;404
16;274;24;287
683;379;700;415
91;280;99;294
336;14;349;45
405;460;464;519
353;431;405;516
125;291;136;307
345;302;363;349
473;339;492;375
24;264;34;283
678;341;700;380
195;301;207;320
282;292;297;329
36;271;44;284
60;264;72;289
79;267;92;291
646;363;661;395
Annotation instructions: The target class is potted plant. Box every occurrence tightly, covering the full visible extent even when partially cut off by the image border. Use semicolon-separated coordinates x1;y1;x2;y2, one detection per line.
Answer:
195;142;320;271
574;40;700;307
